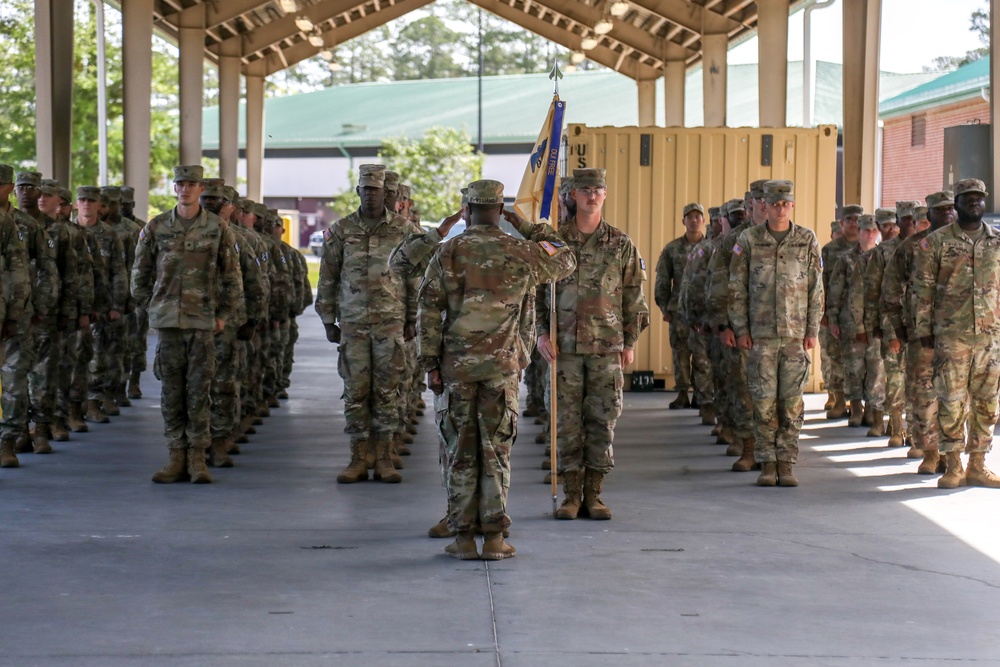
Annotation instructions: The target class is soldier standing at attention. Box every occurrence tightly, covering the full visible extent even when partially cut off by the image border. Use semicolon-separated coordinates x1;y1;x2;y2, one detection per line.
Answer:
655;203;705;409
121;186;150;400
132;165;242;484
101;186;139;411
729;180;823;487
418;179;576;559
0;201;31;469
535;168;649;521
912;179;1000;489
315;164;420;484
820;206;861;419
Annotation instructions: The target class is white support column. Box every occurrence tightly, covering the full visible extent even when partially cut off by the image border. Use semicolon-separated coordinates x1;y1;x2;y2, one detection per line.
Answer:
842;0;881;209
637;79;656;127
123;0;154;220
663;60;685;127
990;0;1000;210
34;0;74;185
245;62;266;202
757;0;789;128
218;40;242;186
178;4;206;165
702;34;728;128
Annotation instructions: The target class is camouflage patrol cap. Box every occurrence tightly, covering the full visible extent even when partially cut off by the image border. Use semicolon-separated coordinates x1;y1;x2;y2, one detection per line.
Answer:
875;208;897;225
39;179;61;197
201;178;226;199
726;198;746;214
398;184;411;200
559;177;575;196
0;164;13;185
573;168;606;189
858;214;877;230
224;186;239;205
173;165;204;183
120;186;136;203
76;186;101;201
460;187;469;207
954;178;988;198
748;179;768;199
895;200;920;218
101;186;122;203
925;191;955;208
831;220;843;234
383;171;400;193
358;164;386;188
252;202;268;219
240;198;255;212
15;171;41;187
842;204;864;217
683;202;705;217
708;206;721;220
914;206;928;222
466;179;504;205
762;180;794;204
59;188;73;205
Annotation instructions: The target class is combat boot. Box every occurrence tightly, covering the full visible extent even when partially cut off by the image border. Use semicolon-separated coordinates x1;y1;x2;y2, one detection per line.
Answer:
700;403;716;426
209;437;234;468
668;390;690;410
777;461;799;487
127;374;142;400
85;399;109;424
401;431;414;445
50;418;70;442
413;407;424;417
542;471;562;485
847;400;864;427
937;451;966;489
523;404;540;418
117;387;132;408
267;395;280;409
535;431;548;444
256;404;270;418
906;444;923;459
887;411;904;447
725;437;742;456
866;409;885;437
826;391;847;420
277;389;289;400
481;532;516;560
582;469;612;520
389;441;405;469
444;531;480;560
555;470;583;520
102;397;120;417
373;441;402;483
732;437;756;472
965;452;1000;488
862;403;873;427
337;441;369;483
394;434;411;456
187;448;213;484
756;461;778;486
151;449;189;483
823;391;836;411
1;435;20;468
15;432;32;453
718;426;735;446
711;423;722;437
428;516;456;538
68;402;88;432
32;425;53;455
917;449;940;475
406;421;419;435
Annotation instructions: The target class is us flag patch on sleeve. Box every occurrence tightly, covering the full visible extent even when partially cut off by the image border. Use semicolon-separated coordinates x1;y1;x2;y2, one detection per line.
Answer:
919;238;930;251
733;243;743;256
640;258;646;270
323;228;333;241
139;227;146;241
539;241;559;256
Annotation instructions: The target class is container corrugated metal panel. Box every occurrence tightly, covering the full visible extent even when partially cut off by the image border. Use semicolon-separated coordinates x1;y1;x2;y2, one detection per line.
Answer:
566;124;839;392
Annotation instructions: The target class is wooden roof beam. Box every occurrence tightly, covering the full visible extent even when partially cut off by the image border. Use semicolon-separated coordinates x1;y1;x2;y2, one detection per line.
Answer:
217;0;372;58
627;0;738;35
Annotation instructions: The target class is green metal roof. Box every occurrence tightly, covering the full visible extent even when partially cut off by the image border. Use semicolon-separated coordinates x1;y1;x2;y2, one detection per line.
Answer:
879;56;990;118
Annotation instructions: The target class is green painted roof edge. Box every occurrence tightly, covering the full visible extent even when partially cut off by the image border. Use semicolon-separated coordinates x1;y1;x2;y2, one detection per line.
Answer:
879;56;990;118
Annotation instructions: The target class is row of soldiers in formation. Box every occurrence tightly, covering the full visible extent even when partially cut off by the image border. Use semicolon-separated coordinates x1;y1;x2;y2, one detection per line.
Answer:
0;164;314;483
652;176;1000;489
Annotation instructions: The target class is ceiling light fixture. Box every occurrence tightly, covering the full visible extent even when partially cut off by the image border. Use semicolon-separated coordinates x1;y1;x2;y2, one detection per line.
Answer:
609;1;629;18
564;64;578;74
328;60;343;72
319;49;333;61
570;51;585;64
276;0;297;13
581;35;599;51
294;16;313;32
308;31;324;47
593;17;614;35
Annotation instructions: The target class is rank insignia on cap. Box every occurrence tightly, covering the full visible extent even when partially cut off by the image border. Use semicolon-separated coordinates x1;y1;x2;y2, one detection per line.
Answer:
919;238;930;251
539;240;559;256
733;243;743;255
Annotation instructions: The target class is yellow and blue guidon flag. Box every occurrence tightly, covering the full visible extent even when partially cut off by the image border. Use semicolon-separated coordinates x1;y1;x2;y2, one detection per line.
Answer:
514;97;566;226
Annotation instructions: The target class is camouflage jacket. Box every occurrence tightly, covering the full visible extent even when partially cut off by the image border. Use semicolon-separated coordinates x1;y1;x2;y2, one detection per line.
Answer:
281;239;308;318
729;222;823;340
233;223;271;322
0;210;30;325
706;221;752;330
5;204;58;319
827;244;876;338
258;232;290;322
132;207;242;330
57;217;94;319
537;217;648;354
227;222;265;327
418;222;577;383
291;248;313;314
37;211;79;322
109;215;141;310
912;222;1000;339
315;208;421;327
654;233;704;316
78;220;127;315
680;236;721;330
861;237;899;338
881;228;935;340
389;226;446;278
821;236;857;299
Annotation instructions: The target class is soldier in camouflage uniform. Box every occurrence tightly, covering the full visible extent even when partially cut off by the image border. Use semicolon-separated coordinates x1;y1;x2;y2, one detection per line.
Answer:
699;206;729;435
254;207;292;415
418;179;576;559
132;165;242;484
121;186;150;400
276;216;311;400
729;180;823;487
315;164;420;484
821;206;860;419
531;169;649;521
828;215;884;432
655;203;706;409
100;186;140;412
912;178;1000;490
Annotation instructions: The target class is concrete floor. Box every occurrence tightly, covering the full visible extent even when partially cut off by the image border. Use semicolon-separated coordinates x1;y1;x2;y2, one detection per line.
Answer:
3;315;1000;666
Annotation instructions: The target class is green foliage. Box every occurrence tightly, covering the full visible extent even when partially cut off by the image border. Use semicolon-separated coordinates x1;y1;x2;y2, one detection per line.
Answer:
924;1;990;71
391;16;466;80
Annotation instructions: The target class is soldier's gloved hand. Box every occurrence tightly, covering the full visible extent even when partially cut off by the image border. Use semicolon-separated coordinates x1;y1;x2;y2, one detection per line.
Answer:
920;335;935;350
237;320;258;341
404;323;416;341
325;323;341;343
1;319;17;341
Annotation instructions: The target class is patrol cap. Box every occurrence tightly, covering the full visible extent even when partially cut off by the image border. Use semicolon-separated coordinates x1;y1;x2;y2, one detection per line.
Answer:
0;164;13;185
59;188;73;205
460;187;469;207
120;186;136;203
76;186;101;201
573;168;606;189
101;186;122;203
173;165;204;183
749;179;768;199
831;220;843;234
683;202;705;217
925;191;955;209
726;198;746;214
358;164;386;188
895;200;920;218
762;179;794;204
383;171;400;193
708;206;721;220
99;192;110;206
466;179;504;205
224;186;239;205
39;180;61;197
201;178;226;199
15;171;41;188
914;206;929;222
240;197;256;212
559;177;575;196
842;204;864;217
875;208;897;225
858;214;877;230
398;184;411;200
954;178;988;198
252;202;268;219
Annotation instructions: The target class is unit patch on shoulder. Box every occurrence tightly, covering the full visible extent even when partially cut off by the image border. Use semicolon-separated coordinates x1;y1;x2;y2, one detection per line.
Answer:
640;258;646;271
47;238;55;249
733;243;743;256
139;227;146;241
323;228;333;241
919;238;930;251
539;240;560;256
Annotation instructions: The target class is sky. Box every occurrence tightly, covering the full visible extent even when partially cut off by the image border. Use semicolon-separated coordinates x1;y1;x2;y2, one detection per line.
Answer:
729;0;987;73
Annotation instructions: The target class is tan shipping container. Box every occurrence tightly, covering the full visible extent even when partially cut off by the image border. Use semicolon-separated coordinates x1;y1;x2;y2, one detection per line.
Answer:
565;124;839;393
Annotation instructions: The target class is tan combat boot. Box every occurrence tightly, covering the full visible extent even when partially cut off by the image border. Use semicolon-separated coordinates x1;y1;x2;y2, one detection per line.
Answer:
14;432;32;453
428;515;456;539
85;399;109;424
444;531;480;560
389;441;405;469
554;469;584;520
542;471;562;485
823;391;836;411
152;449;189;484
394;433;411;456
32;425;53;454
117;386;132;408
700;403;716;426
102;397;121;417
887;411;904;447
937;451;966;489
847;400;864;427
267;394;280;409
777;461;799;487
718;426;735;446
401;431;415;445
861;403;873;427
582;469;612;520
337;441;369;483
187;448;213;484
826;391;847;420
481;532;516;560
732;437;756;472
725;437;742;457
866;409;885;437
209;437;234;468
756;461;778;486
68;402;88;432
917;449;940;475
711;423;722;437
668;390;690;410
127;374;142;400
373;441;402;483
50;417;70;442
1;435;20;468
965;452;1000;488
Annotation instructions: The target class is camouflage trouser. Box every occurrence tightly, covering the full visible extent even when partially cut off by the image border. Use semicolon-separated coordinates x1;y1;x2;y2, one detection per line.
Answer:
747;337;810;463
820;326;844;393
260;326;278;400
668;317;692;391
105;316;127;400
87;319;114;402
933;334;1000;454
906;342;937;451
1;321;35;437
281;318;298;391
153;328;216;451
881;340;905;415
257;326;273;408
397;339;416;435
274;322;290;392
210;328;241;440
441;374;518;534
688;329;714;407
130;308;149;376
844;335;885;409
434;390;449;488
28;322;62;429
709;335;729;427
548;352;622;474
525;350;548;411
57;324;80;419
337;323;406;444
723;343;754;440
71;327;94;403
